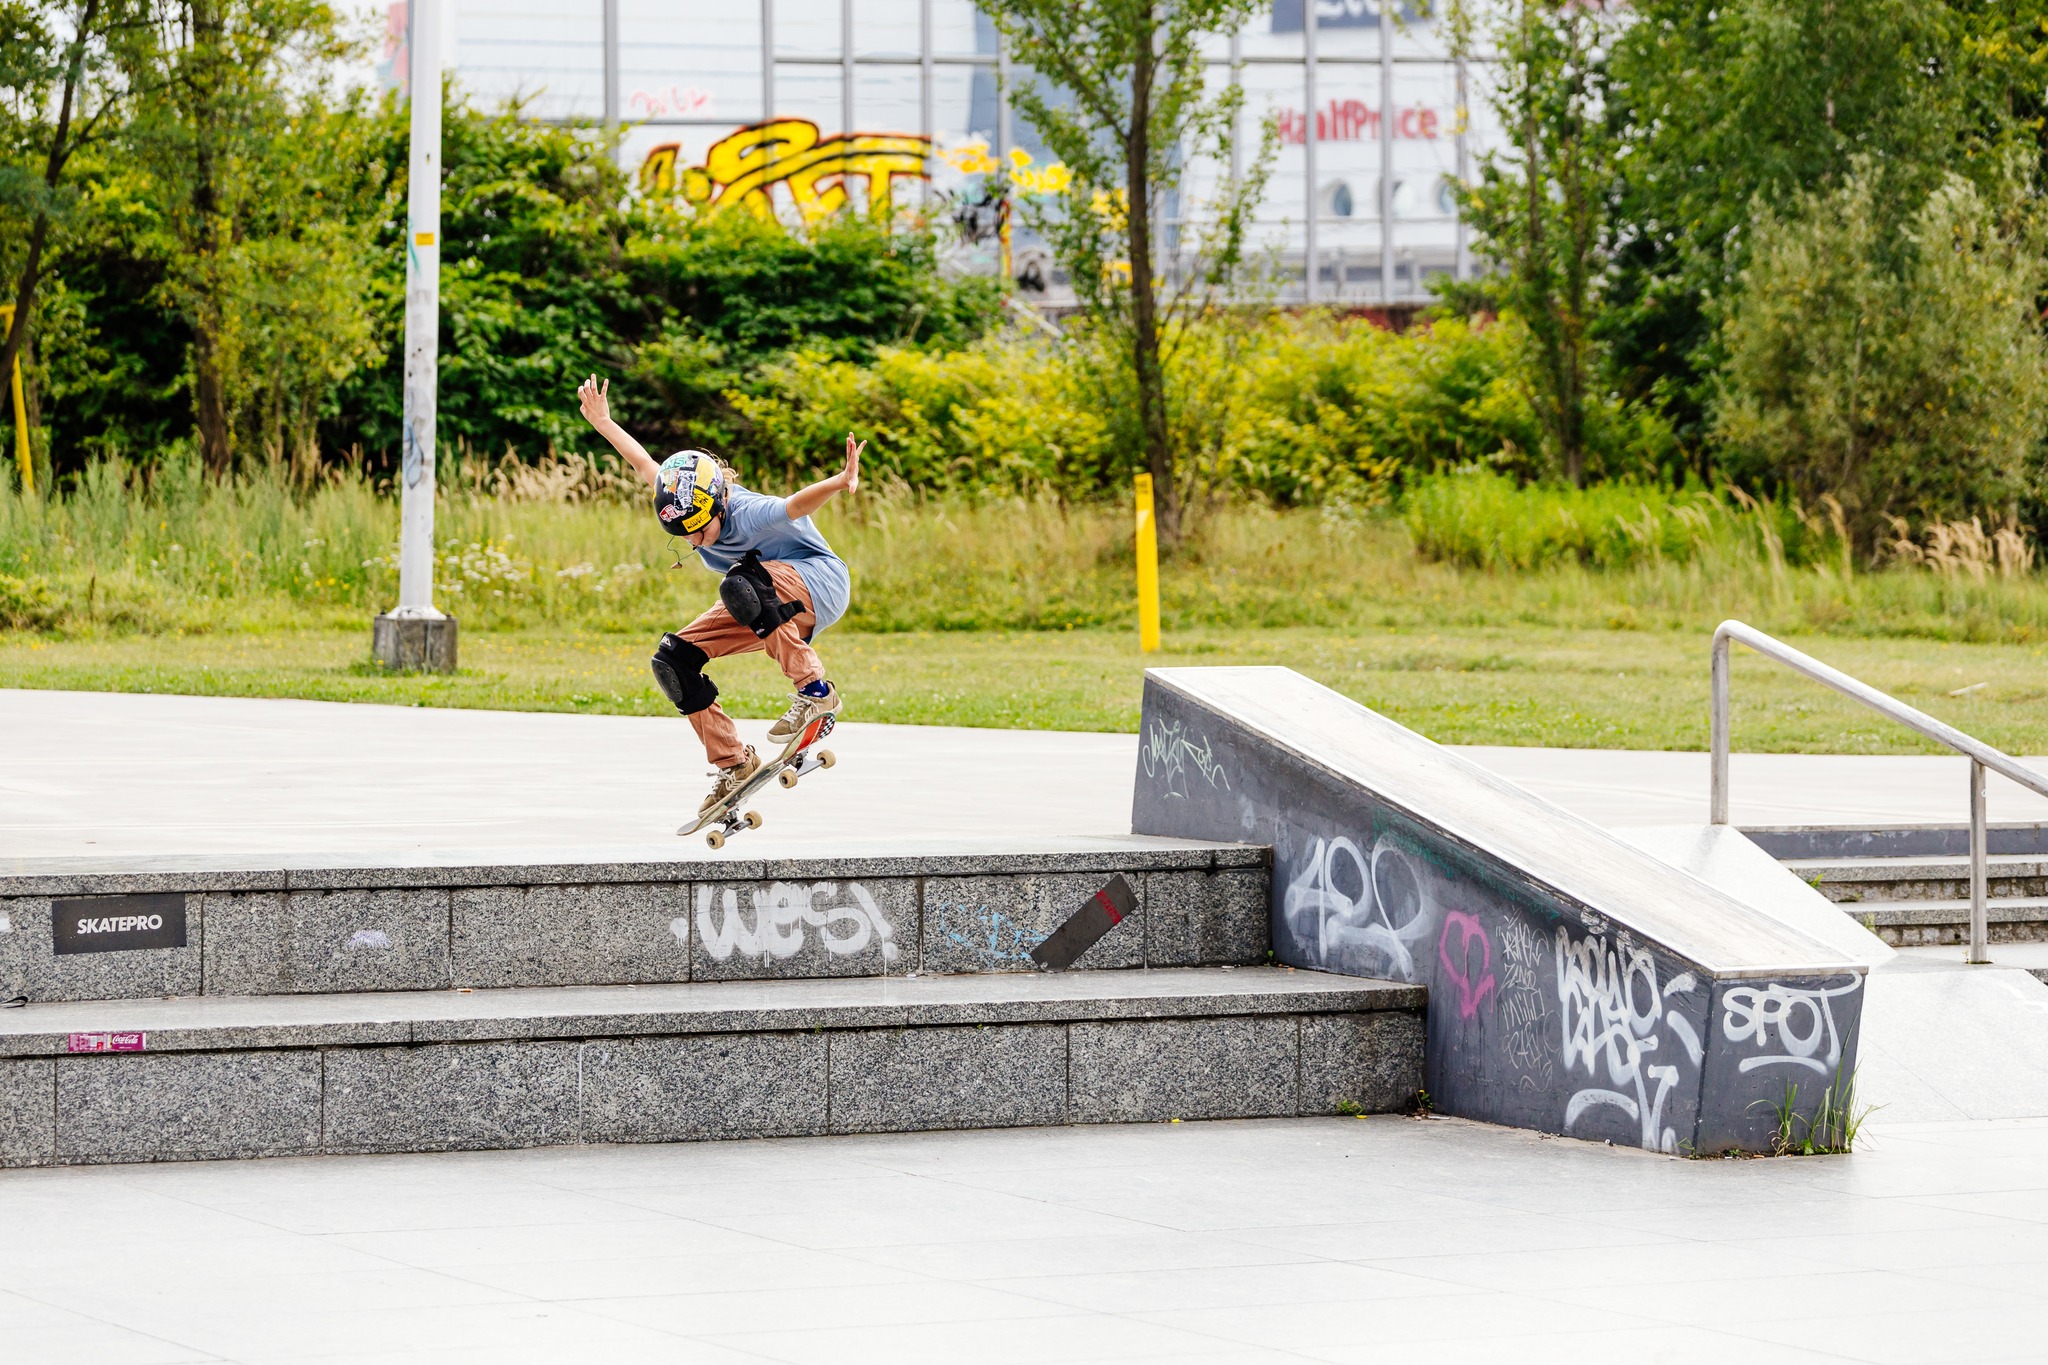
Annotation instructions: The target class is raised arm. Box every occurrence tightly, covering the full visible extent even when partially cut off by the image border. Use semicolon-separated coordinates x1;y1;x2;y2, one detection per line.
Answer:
785;432;864;520
577;376;661;488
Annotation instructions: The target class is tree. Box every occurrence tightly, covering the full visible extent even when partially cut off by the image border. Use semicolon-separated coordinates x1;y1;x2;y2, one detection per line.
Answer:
1713;169;2048;549
123;0;356;472
1600;0;1991;453
1453;0;1618;488
978;0;1271;546
0;0;150;472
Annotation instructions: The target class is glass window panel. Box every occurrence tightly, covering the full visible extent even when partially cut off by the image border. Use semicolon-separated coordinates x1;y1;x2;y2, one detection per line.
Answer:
1389;0;1457;61
854;62;921;131
853;0;919;58
1462;59;1508;169
772;63;843;125
1238;59;1308;274
1307;0;1379;61
620;0;764;125
774;0;840;58
1387;60;1459;223
1241;0;1304;59
453;0;603;120
1381;62;1458;293
930;0;991;57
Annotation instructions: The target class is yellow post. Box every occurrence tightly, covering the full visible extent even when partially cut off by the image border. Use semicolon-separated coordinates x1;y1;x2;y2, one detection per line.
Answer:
0;305;30;495
1134;472;1160;653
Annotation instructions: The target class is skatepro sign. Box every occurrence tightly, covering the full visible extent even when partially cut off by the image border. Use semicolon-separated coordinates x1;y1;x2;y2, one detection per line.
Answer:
51;893;187;955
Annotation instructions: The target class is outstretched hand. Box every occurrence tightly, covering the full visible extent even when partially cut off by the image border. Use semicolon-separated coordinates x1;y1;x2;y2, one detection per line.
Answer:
842;432;864;496
578;375;612;428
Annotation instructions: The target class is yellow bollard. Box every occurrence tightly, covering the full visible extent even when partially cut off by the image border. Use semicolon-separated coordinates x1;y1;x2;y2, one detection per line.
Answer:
1134;472;1160;653
0;305;29;495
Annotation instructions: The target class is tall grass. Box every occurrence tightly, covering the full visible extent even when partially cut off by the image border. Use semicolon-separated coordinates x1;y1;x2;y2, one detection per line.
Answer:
7;451;2048;644
1402;470;1828;572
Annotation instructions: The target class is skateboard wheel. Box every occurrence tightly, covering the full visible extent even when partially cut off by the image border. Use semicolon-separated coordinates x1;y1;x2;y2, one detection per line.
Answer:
778;769;799;789
705;828;726;850
744;810;763;829
817;749;836;769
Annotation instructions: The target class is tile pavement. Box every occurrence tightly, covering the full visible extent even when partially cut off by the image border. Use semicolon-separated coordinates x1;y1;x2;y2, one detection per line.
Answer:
6;1112;2048;1362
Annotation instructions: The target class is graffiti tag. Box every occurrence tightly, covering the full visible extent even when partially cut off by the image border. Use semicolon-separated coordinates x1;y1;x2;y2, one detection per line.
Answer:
641;119;931;223
1142;718;1232;801
1437;910;1496;1019
694;882;901;962
1720;977;1861;1076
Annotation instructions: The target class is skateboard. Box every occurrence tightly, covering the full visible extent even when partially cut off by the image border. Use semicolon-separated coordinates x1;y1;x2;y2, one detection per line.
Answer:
678;712;838;848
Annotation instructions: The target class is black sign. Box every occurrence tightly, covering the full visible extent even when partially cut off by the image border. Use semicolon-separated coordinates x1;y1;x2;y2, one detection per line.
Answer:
52;893;188;955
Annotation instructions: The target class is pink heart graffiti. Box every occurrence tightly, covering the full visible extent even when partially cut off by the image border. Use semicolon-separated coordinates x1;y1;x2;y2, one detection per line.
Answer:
1438;910;1497;1019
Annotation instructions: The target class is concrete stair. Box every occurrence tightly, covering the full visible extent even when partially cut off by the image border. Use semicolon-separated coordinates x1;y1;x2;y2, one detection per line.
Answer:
1745;828;2048;949
0;841;1431;1167
0;967;1424;1167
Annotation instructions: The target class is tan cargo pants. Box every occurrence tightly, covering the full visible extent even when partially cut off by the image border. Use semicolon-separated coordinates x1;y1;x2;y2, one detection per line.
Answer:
676;559;823;769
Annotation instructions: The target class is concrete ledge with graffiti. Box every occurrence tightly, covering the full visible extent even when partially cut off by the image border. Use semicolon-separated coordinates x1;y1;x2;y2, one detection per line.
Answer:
1131;666;1873;1155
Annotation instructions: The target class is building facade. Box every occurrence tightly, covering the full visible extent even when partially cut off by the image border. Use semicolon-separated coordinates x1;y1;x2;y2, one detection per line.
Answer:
404;0;1502;303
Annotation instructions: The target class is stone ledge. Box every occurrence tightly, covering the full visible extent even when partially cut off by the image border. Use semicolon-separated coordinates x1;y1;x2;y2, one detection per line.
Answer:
5;1006;1427;1166
0;838;1264;899
0;967;1418;1058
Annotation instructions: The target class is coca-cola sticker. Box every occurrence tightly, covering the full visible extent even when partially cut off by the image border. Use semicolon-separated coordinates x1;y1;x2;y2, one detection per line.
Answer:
66;1031;147;1053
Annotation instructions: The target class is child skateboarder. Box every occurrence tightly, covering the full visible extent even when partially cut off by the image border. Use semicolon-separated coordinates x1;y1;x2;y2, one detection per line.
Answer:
576;375;859;823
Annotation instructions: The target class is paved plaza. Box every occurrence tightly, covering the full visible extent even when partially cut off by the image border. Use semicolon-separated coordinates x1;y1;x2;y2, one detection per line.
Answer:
2;689;2043;866
11;687;2048;1363
7;1113;2048;1364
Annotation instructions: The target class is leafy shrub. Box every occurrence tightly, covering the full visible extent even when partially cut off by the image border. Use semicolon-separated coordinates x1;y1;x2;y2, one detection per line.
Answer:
1713;168;2048;552
726;311;1561;501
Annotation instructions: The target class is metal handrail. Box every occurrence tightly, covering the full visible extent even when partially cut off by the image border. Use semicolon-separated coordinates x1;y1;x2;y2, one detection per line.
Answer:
1710;620;2048;965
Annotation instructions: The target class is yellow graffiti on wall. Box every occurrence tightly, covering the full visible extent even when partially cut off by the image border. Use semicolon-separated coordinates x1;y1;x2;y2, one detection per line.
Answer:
641;119;932;222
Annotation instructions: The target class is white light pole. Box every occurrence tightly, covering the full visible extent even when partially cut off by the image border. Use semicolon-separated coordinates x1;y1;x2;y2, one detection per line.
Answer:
374;0;457;671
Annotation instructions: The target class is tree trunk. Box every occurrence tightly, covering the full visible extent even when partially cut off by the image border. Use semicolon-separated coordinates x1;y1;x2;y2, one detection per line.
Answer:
0;0;99;425
1124;5;1179;547
189;0;232;475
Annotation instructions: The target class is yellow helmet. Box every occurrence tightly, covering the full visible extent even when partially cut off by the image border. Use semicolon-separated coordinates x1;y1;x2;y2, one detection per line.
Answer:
654;450;726;536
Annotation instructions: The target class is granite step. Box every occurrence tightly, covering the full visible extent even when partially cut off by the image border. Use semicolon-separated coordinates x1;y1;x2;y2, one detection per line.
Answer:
0;966;1424;1168
0;841;1269;1004
1786;855;2048;904
1836;896;2048;947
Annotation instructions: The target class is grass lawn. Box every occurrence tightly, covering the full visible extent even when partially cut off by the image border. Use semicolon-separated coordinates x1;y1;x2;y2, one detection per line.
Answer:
5;622;2046;754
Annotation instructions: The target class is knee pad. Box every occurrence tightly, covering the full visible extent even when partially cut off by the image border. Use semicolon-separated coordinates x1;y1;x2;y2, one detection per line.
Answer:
720;551;802;640
651;633;718;714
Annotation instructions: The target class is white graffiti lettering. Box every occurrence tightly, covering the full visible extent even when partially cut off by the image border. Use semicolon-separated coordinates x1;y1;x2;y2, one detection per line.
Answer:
1720;977;1862;1076
1497;918;1553;1089
1280;836;1436;980
1555;924;1690;1152
694;882;901;962
1141;719;1232;800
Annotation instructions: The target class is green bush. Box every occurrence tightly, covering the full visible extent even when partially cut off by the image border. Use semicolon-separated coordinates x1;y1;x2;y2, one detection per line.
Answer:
1713;168;2048;551
726;311;1558;501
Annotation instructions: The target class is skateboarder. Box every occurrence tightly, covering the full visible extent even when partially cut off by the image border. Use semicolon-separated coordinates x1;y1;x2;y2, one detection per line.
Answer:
576;375;858;823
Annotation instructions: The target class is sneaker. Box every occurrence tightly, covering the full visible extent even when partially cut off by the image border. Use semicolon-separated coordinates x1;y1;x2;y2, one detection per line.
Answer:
767;681;841;751
696;745;761;820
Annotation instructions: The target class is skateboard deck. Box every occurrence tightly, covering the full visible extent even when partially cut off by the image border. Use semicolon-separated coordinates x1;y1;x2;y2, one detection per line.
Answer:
678;712;838;847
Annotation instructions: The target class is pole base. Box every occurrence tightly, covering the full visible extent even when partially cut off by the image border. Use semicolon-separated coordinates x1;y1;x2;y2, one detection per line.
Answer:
372;613;458;673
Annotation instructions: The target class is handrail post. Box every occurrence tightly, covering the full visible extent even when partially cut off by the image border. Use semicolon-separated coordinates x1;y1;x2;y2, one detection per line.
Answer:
1710;627;1731;825
1969;758;1990;964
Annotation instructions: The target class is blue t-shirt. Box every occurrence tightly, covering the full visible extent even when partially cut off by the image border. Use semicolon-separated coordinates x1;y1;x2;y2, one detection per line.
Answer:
694;485;851;633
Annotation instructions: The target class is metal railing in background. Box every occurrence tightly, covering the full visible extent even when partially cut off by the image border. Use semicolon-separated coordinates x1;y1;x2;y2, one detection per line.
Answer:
1710;620;2048;965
